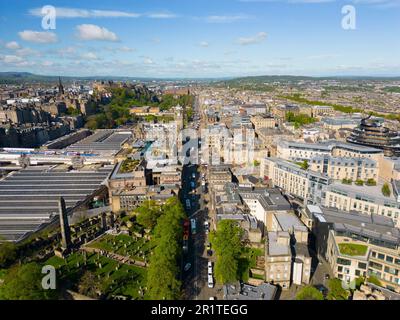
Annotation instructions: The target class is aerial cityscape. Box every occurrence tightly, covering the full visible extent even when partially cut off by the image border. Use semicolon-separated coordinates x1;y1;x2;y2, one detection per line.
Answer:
0;0;399;308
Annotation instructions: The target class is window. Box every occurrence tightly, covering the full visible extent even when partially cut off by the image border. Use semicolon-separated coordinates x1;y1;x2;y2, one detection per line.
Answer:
369;261;383;270
358;262;367;269
338;266;343;272
386;256;394;263
355;270;361;276
337;258;351;266
378;253;385;260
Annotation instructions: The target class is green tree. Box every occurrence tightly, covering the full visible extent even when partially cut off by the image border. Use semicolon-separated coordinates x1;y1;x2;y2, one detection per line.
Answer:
355;179;364;186
210;220;244;284
0;241;17;268
78;271;102;298
296;286;324;300
355;276;365;289
327;278;350;300
146;197;185;299
382;183;391;197
300;160;309;170
0;263;59;300
135;200;162;230
367;275;382;287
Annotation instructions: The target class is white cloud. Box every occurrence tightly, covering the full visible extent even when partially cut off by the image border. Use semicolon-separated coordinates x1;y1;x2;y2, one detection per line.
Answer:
2;55;23;64
81;52;99;60
76;24;119;42
237;32;267;45
119;46;135;52
41;60;54;67
144;58;154;64
147;13;177;19
16;47;40;57
5;41;20;50
200;41;209;47
18;30;58;43
29;7;140;18
204;15;251;23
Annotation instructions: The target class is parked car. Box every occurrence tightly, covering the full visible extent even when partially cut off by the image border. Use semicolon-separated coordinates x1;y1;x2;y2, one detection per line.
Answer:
184;263;191;272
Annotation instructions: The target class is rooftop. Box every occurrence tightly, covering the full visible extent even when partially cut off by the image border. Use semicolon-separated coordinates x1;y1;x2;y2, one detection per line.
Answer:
0;164;113;242
223;282;277;300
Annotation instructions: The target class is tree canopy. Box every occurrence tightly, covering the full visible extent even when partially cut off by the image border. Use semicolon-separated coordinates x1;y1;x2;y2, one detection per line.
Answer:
0;263;59;300
146;197;186;299
135;200;163;230
295;286;324;300
210;220;244;284
327;278;350;300
0;241;17;268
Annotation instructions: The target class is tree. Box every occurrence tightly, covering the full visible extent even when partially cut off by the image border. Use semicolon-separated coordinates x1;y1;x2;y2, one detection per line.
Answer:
355;276;365;289
0;241;17;268
300;160;309;170
0;263;59;300
135;200;162;230
78;271;102;298
327;278;350;300
296;286;324;300
355;179;364;186
210;220;244;284
146;197;185;299
382;183;391;197
367;275;382;287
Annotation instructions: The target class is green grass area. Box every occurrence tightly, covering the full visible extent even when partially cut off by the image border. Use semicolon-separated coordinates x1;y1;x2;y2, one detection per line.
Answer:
338;243;368;256
46;251;148;299
280;94;400;122
119;159;140;174
88;234;154;262
250;272;265;280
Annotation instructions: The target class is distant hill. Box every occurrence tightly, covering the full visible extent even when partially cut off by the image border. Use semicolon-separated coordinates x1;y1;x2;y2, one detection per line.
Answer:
225;75;400;83
0;72;220;84
1;72;400;85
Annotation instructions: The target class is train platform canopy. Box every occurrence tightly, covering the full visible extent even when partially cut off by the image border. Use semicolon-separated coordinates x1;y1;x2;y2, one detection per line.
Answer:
0;164;114;242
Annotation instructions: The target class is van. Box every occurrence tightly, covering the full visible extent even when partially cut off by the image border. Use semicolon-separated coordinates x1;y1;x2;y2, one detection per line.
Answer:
208;274;214;288
207;261;213;275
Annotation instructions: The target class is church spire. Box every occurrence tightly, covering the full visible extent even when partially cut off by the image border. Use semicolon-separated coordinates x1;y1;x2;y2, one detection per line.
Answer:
58;76;64;95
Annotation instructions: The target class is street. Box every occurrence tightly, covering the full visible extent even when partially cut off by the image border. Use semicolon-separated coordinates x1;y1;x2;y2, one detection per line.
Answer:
180;96;223;300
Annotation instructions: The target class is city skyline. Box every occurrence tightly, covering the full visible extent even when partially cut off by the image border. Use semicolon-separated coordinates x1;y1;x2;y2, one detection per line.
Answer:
0;0;400;78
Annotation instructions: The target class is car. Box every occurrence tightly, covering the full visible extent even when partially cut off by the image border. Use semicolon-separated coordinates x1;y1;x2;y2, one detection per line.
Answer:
325;274;330;280
206;243;211;251
184;263;191;272
209;297;215;300
208;261;213;274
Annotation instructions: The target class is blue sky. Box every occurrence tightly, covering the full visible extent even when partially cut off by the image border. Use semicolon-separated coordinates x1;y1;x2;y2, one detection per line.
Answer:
0;0;399;77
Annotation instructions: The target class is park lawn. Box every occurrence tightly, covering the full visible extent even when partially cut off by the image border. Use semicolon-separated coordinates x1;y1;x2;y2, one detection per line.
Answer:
45;252;148;299
88;234;154;262
338;243;368;256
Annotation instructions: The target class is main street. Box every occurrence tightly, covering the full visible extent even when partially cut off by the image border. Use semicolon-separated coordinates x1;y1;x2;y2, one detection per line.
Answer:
181;95;222;300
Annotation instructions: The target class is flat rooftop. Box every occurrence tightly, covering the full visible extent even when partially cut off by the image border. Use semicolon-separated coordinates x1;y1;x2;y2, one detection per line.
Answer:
0;164;113;242
327;181;398;206
65;130;131;156
309;205;400;245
